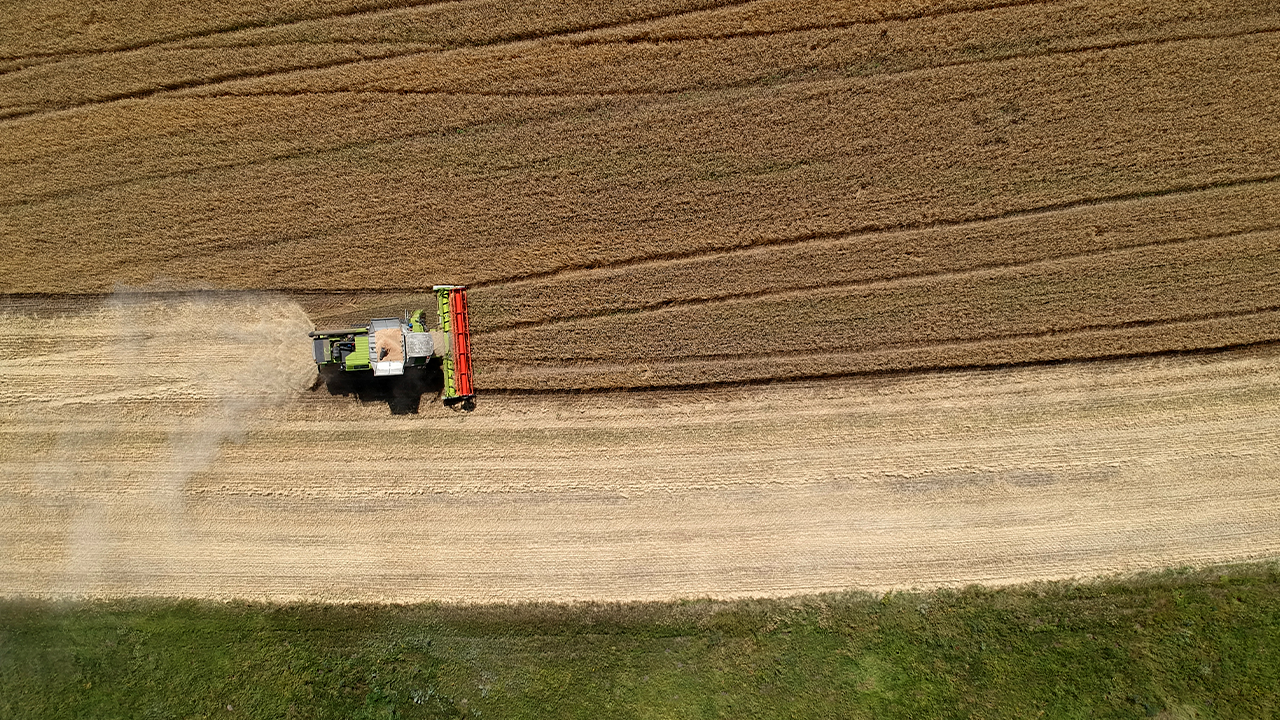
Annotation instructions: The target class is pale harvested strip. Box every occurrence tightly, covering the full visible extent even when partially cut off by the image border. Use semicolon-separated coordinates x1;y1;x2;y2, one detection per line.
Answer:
1;297;1277;600
469;180;1280;331
4;35;1278;294
0;297;312;409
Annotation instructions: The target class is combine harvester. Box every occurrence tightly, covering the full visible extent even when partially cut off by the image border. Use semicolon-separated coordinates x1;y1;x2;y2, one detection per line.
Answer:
308;285;475;411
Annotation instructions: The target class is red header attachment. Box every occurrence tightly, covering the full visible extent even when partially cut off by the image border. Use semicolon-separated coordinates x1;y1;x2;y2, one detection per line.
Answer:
448;288;475;402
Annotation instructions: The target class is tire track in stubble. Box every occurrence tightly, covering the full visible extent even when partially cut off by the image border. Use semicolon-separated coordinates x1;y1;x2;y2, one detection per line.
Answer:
478;225;1280;334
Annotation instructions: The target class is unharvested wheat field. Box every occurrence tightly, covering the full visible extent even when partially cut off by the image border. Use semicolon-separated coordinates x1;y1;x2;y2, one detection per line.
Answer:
1;0;1278;600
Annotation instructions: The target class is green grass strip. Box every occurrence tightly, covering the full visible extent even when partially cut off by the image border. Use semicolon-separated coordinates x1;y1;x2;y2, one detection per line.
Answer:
2;563;1279;719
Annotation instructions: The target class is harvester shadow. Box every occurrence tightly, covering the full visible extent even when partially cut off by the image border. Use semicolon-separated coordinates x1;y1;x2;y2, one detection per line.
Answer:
313;360;444;415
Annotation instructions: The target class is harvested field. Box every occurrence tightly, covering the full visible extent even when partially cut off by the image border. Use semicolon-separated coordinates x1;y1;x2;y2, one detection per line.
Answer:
2;298;1279;601
2;0;1279;600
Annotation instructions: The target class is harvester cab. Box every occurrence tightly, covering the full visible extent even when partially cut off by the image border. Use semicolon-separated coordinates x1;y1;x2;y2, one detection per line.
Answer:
308;285;476;411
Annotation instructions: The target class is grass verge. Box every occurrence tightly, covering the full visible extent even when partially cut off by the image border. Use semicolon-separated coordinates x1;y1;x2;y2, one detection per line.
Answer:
2;563;1279;719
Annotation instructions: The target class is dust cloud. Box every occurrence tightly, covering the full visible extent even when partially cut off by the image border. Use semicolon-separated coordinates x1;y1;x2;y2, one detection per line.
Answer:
0;291;314;595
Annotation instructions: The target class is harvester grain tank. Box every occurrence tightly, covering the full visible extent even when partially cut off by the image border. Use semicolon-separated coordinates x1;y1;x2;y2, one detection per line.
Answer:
308;285;476;410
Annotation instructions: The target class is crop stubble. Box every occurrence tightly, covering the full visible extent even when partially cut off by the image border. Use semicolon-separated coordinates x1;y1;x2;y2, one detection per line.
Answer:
1;298;1278;601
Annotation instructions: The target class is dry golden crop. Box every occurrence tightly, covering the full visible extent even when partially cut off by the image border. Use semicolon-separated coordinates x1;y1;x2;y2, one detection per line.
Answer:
469;182;1280;332
2;0;1278;389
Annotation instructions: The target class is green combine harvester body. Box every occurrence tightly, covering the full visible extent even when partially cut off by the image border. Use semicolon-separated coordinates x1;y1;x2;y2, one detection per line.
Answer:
309;286;475;410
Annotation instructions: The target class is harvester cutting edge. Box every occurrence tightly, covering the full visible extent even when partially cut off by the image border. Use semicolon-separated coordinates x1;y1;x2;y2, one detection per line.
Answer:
438;284;475;404
308;285;476;411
